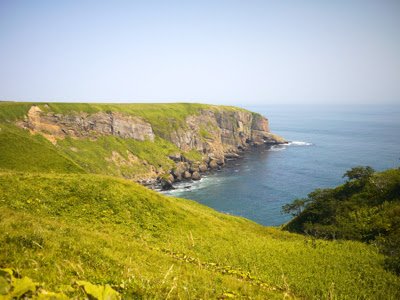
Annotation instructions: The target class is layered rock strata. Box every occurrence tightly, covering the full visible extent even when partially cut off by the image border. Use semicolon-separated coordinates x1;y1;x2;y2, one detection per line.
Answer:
17;106;155;144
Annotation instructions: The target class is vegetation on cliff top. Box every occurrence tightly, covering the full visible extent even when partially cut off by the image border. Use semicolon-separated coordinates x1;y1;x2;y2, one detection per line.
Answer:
0;102;248;132
1;171;399;299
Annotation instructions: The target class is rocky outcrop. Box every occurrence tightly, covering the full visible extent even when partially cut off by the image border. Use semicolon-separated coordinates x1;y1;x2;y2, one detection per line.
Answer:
199;163;208;172
162;108;286;187
17;106;155;144
164;109;285;161
192;171;201;180
159;174;174;190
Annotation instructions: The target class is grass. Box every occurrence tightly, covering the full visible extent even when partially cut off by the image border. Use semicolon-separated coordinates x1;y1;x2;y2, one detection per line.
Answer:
0;125;86;174
1;171;399;299
57;135;179;179
0;102;38;123
199;124;212;141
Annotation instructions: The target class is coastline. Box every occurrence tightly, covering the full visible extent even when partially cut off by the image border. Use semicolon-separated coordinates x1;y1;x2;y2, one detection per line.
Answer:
154;140;288;191
158;138;315;227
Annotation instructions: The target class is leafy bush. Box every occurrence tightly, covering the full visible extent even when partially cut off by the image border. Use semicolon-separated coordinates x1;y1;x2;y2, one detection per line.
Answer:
282;167;400;274
342;165;375;185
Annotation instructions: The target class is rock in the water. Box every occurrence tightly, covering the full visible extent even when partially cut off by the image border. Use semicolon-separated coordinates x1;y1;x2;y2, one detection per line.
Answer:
209;160;218;169
215;157;225;166
168;174;174;182
190;165;200;173
172;162;187;179
225;153;241;159
160;175;174;190
199;163;208;172
192;171;201;180
183;171;192;179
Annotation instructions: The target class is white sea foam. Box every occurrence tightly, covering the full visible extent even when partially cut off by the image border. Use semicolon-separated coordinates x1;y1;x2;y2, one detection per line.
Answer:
162;140;312;193
288;141;313;146
268;141;312;152
160;175;218;196
268;145;286;151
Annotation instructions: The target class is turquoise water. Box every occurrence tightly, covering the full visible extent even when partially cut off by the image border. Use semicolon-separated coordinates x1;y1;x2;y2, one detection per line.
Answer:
162;104;400;226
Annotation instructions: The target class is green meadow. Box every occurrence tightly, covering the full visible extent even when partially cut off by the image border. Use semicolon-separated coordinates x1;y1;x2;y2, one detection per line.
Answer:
1;172;399;299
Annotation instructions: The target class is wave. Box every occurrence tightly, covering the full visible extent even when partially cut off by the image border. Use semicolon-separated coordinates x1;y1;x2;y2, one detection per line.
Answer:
161;140;312;192
268;145;286;151
268;141;312;152
287;141;313;146
160;175;220;195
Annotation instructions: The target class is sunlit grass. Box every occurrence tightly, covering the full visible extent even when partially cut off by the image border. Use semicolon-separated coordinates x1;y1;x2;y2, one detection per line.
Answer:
1;172;399;299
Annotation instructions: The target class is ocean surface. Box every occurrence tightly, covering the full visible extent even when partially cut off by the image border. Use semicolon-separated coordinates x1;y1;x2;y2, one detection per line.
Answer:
161;104;400;227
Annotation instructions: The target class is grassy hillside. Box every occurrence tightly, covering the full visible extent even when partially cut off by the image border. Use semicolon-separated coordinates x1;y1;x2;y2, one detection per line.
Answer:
283;167;400;274
1;171;399;299
0;125;86;174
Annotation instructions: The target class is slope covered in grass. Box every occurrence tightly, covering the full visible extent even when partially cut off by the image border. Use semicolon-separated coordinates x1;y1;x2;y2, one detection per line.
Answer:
1;172;399;299
0;126;86;174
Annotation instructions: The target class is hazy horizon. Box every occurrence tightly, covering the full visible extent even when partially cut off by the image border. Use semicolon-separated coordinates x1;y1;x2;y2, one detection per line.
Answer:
1;0;399;105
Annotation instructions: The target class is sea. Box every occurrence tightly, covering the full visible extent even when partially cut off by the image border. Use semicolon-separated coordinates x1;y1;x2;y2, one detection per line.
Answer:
161;104;400;227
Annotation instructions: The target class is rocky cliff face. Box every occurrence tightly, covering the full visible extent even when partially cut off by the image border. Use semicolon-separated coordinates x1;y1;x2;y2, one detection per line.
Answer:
17;106;155;144
163;108;286;162
16;105;286;188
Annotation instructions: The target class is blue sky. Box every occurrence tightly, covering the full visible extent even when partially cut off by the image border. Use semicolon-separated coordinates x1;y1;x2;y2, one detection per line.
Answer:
0;0;399;105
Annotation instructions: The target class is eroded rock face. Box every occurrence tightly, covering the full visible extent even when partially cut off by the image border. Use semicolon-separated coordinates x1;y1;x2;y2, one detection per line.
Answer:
18;105;284;154
183;171;192;179
155;108;287;187
17;106;155;144
192;171;201;180
160;175;174;190
199;163;208;172
209;160;218;169
164;108;285;161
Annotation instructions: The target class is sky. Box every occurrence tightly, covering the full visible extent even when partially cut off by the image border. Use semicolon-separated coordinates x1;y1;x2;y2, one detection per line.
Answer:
0;0;399;105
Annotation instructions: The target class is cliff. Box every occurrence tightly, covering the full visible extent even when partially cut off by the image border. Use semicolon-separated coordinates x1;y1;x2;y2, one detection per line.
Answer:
16;105;155;144
5;103;287;188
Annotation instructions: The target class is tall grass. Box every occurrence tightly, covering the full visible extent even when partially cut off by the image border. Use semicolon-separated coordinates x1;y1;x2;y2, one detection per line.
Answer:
0;125;85;174
1;172;399;299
